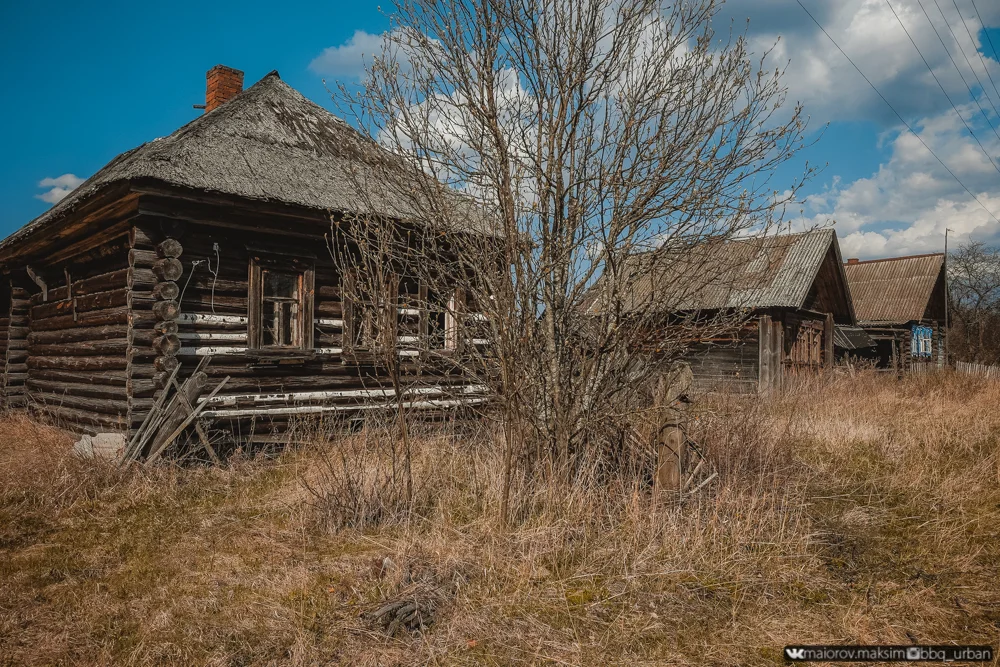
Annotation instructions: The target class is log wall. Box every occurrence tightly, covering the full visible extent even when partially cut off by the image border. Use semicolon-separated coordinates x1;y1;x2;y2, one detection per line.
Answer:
128;217;483;444
23;234;133;435
2;285;29;409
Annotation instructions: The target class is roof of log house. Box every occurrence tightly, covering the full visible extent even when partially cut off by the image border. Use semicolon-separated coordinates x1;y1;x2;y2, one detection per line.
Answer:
589;228;856;324
2;71;493;258
843;253;946;325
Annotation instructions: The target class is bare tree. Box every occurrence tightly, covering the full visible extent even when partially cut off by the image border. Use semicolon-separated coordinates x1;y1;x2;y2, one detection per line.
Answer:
949;241;1000;364
331;0;816;508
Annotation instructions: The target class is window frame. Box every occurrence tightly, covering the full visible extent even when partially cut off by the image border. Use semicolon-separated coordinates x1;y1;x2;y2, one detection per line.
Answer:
342;269;397;358
248;252;315;354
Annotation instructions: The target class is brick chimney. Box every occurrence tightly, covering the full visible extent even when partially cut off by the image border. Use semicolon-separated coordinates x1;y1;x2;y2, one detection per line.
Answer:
205;65;244;112
847;258;860;264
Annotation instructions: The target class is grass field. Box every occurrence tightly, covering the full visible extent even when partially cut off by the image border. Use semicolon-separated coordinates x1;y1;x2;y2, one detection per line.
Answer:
1;371;999;665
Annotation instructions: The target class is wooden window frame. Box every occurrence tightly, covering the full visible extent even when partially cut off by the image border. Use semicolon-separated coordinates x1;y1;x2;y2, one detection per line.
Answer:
248;252;315;355
342;269;397;360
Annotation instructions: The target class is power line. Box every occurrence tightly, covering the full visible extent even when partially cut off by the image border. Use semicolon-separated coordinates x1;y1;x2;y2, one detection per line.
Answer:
794;0;1000;225
923;0;1000;139
947;0;1000;117
969;0;1000;99
885;0;1000;177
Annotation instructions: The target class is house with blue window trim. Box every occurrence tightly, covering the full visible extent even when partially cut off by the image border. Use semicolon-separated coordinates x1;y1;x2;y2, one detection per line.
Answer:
842;253;947;371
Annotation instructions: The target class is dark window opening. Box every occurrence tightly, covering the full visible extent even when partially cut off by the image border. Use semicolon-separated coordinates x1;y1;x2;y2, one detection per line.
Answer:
249;254;314;352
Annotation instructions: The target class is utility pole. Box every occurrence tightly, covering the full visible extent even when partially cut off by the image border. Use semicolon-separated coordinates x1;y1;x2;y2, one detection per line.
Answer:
944;228;951;368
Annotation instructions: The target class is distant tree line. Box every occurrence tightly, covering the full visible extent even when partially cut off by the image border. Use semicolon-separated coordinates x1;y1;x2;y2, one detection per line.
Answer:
949;241;1000;365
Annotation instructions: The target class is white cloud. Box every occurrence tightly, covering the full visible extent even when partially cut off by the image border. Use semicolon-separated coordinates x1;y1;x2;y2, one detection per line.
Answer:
730;0;1000;125
309;30;387;78
794;102;1000;257
36;174;84;204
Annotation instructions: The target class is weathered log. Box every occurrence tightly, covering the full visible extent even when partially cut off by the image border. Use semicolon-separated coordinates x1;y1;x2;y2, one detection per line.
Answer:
27;356;129;371
154;334;181;356
153;320;179;335
132;225;157;249
27;379;128;401
28;339;129;356
178;293;247;310
29;369;128;386
129;248;158;267
28;307;129;332
6;363;27;374
152;281;179;301
130;379;159;397
152;258;183;282
154;355;179;372
156;239;183;259
152;300;180;321
29;324;130;345
6;350;28;363
128;364;159;380
31;288;129;321
31;403;126;429
131;267;156;290
30;392;131;416
46;268;133;301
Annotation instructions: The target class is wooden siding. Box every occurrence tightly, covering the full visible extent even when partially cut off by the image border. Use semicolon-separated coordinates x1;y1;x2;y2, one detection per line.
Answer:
685;320;761;393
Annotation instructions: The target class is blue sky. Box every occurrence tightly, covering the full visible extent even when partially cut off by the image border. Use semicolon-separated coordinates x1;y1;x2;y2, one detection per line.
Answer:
2;0;1000;259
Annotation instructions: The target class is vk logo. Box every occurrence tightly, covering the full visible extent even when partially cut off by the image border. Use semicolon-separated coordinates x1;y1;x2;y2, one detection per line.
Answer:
785;648;806;660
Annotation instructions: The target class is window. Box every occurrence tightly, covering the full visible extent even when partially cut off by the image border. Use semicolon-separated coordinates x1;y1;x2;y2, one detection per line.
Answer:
249;252;314;352
911;325;933;359
427;286;461;351
343;270;395;353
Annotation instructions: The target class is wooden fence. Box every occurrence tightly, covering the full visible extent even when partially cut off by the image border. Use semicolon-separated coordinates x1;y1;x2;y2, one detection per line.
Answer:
955;360;1000;380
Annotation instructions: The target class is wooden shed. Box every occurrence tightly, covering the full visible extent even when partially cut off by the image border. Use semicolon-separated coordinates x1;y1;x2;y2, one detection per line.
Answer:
842;253;947;371
0;66;491;449
612;228;855;392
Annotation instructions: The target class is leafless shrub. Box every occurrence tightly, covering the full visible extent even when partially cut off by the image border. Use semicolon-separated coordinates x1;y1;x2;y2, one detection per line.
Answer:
326;0;817;510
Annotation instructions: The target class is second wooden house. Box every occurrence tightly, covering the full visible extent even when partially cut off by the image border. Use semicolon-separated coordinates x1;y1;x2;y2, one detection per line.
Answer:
609;228;856;392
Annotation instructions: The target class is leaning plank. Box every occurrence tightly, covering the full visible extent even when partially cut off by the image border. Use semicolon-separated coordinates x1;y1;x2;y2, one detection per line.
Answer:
145;375;229;465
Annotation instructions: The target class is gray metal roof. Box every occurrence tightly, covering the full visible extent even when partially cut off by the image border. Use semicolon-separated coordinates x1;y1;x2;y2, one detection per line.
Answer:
2;71;493;256
615;228;845;314
843;254;945;325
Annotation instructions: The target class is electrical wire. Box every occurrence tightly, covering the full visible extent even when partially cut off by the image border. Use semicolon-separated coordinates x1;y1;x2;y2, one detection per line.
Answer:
969;0;1000;100
795;0;1000;225
942;0;1000;118
920;0;1000;140
955;0;1000;110
885;0;1000;177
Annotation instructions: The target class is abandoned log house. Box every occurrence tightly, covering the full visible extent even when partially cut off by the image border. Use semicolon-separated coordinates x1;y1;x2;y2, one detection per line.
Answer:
609;228;856;392
0;65;491;448
842;253;947;370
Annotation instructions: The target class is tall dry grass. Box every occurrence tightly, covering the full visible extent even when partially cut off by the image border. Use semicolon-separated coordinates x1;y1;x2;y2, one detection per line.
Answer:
1;371;999;665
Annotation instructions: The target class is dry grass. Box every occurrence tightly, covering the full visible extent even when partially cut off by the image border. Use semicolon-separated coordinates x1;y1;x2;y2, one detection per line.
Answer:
1;372;999;665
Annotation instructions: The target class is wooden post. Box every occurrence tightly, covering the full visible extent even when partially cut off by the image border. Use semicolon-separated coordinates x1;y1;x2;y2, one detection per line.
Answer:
652;365;692;494
758;315;771;393
824;312;834;369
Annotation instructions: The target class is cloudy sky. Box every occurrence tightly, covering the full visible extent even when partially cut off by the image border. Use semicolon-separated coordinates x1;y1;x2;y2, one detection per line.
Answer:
2;0;1000;259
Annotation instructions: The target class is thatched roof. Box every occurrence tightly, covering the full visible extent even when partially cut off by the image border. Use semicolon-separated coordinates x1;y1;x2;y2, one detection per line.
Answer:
594;229;854;323
3;71;492;255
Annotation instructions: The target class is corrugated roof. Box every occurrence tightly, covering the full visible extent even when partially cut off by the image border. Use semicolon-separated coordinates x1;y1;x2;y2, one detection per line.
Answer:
843;253;945;325
612;228;842;313
2;71;492;257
